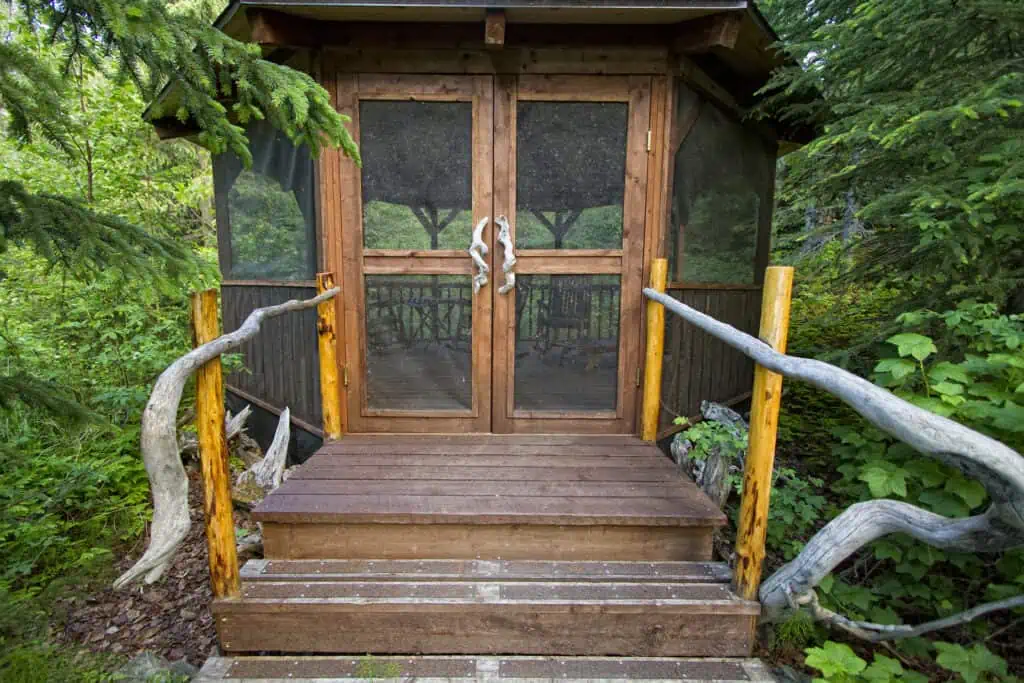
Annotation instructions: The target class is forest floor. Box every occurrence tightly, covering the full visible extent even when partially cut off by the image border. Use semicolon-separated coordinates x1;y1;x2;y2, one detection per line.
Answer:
55;468;249;670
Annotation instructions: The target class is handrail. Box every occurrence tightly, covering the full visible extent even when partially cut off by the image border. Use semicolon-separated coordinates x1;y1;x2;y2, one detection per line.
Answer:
642;271;1024;641
114;282;341;593
640;264;793;600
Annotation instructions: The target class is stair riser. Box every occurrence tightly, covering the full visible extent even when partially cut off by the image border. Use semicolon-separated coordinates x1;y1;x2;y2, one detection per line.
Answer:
262;522;714;562
215;608;757;657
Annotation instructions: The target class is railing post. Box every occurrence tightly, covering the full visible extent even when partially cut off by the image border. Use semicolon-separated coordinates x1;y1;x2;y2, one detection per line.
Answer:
641;258;669;441
190;289;240;599
733;266;794;601
317;272;343;440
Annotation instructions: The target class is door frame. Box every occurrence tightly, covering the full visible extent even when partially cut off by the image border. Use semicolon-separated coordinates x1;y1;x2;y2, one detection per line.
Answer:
332;72;651;434
337;74;495;433
491;75;652;434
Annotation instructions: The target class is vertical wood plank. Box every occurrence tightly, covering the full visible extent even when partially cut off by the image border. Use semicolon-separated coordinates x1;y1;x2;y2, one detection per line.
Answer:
491;73;516;434
337;73;364;432
618;75;652;431
317;273;343;439
640;258;668;441
733;266;794;601
191;289;240;600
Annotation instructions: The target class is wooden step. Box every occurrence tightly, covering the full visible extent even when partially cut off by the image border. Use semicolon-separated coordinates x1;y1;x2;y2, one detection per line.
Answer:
241;558;734;584
214;560;759;658
197;655;776;681
255;435;725;562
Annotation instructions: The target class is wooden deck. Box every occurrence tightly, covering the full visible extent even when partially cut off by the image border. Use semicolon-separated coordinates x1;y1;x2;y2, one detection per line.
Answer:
253;434;726;561
216;435;758;661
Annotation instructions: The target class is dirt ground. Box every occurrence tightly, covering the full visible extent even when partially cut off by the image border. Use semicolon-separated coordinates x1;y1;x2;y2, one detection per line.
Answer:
56;468;255;669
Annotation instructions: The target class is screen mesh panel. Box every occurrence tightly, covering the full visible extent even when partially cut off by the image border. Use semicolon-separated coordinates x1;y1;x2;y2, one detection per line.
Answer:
213;120;316;280
364;275;473;411
516;101;628;250
360;101;474;251
667;86;775;284
514;275;621;412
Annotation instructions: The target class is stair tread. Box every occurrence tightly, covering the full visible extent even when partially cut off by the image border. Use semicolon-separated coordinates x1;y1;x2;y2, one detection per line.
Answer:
197;655;777;681
230;580;753;609
242;559;733;583
255;436;725;528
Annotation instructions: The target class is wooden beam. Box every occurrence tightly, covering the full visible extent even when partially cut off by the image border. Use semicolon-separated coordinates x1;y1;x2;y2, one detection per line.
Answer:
191;289;241;600
674;12;743;54
641;259;669;441
733;266;794;601
485;10;506;50
248;9;318;47
316;272;343;440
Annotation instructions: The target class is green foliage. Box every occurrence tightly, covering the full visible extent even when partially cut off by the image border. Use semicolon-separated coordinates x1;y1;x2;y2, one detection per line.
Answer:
804;642;931;683
762;0;1024;313
934;642;1015;683
354;655;403;679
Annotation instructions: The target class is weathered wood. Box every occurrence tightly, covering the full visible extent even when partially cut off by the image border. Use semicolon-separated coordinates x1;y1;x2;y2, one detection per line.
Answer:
196;655;776;682
213;577;758;656
222;286;321;427
114;288;340;589
261;521;714;562
315;273;342;439
644;285;1024;634
192;290;241;599
641;258;669;440
732;266;793;601
484;9;506;49
674;12;743;53
244;558;734;584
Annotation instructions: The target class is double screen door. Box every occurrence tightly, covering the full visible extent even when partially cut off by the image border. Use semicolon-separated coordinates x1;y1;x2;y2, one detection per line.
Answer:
338;74;651;433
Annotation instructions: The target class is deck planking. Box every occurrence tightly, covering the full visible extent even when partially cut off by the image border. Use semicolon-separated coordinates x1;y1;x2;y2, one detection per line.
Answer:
254;434;725;528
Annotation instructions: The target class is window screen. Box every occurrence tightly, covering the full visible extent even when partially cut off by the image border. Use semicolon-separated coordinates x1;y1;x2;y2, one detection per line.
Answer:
516;101;628;250
213;120;317;280
668;87;776;284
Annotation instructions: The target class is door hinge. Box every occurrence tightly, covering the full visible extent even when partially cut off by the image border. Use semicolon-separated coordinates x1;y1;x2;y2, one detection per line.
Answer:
342;366;350;387
636;367;642;387
646;129;652;152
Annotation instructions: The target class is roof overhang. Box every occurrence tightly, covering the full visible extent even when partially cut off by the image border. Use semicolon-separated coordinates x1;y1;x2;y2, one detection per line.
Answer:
147;1;814;145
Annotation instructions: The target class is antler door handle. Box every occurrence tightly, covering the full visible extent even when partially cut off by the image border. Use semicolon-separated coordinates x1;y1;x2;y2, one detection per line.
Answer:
468;216;489;293
495;215;517;295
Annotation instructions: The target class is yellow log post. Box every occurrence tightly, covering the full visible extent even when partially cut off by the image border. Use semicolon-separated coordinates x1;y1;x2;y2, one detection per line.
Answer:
733;266;794;601
641;258;669;441
190;289;241;599
317;272;343;440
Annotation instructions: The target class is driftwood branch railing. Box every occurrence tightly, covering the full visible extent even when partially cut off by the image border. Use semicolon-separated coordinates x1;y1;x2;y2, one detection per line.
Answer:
642;261;1024;641
114;276;342;594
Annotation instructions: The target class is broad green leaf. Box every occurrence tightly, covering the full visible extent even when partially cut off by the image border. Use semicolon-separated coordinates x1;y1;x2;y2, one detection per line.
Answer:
931;381;964;396
862;654;903;681
859;462;909;498
805;642;867;678
935;642;1008;683
929;361;972;384
945;475;987;509
887;333;938;361
918;490;970;518
875;357;917;380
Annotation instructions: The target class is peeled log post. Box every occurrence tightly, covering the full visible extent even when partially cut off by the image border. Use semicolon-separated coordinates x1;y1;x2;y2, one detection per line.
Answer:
192;290;240;599
643;286;1024;636
640;258;668;441
734;266;793;600
317;273;343;440
114;287;340;590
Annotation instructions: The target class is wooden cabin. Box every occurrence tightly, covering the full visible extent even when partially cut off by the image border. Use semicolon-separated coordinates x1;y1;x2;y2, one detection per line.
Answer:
154;1;807;679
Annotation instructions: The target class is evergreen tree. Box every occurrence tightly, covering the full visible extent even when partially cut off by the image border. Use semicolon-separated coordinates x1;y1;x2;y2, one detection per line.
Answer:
0;0;358;407
761;0;1024;313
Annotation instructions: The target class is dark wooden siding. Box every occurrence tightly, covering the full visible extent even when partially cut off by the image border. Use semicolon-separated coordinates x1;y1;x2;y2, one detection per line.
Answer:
660;287;760;429
221;284;322;429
